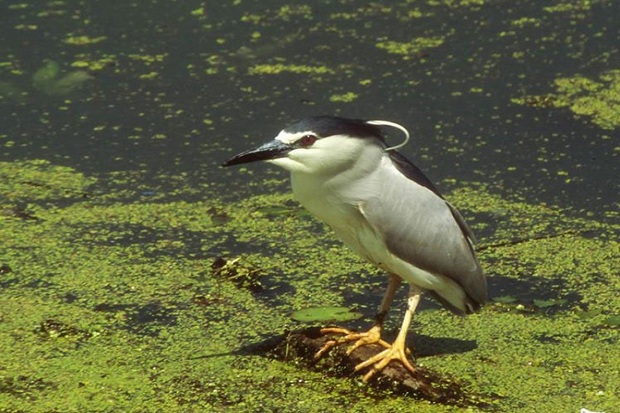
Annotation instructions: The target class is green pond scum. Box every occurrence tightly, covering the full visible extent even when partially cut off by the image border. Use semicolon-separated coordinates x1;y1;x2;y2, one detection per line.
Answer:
1;0;618;411
0;160;618;412
513;69;620;130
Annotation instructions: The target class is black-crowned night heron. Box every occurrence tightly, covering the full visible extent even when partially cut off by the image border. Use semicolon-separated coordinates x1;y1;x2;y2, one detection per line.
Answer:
223;116;486;381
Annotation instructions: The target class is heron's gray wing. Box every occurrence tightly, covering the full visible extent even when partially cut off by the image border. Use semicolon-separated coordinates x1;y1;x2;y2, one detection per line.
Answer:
388;150;443;197
390;150;477;244
360;154;486;313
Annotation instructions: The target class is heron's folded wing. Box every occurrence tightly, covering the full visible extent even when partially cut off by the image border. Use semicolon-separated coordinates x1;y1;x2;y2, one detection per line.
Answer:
360;155;487;309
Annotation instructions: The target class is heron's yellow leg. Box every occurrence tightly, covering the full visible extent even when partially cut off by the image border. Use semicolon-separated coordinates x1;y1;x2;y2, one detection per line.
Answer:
355;285;421;382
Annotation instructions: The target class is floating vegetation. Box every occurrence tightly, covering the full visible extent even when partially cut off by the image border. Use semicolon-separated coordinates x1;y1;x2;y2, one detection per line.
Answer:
290;307;362;323
1;0;618;411
248;63;335;75
329;92;359;103
513;69;620;130
31;59;93;95
0;159;618;412
63;35;107;45
376;36;447;57
211;256;264;292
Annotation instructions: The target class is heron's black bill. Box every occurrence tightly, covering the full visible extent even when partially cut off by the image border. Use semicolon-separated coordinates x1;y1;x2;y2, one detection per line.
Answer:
222;139;292;167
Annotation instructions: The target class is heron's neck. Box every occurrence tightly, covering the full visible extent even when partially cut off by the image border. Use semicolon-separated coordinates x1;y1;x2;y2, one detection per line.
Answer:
289;149;386;223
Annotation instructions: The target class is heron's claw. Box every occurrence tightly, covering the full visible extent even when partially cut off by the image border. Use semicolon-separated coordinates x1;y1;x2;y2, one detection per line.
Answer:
315;326;416;382
355;342;416;382
314;325;390;360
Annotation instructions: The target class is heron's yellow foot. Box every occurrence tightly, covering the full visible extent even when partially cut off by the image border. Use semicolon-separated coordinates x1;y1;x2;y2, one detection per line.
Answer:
355;340;416;382
314;325;390;360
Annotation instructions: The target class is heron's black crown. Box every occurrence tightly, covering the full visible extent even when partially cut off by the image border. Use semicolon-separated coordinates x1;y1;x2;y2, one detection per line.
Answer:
284;116;384;141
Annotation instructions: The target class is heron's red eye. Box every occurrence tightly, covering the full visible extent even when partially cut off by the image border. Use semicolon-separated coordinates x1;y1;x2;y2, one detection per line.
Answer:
298;134;317;147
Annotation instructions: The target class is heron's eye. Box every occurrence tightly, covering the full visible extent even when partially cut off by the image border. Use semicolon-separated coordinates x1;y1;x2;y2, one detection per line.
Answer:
297;134;317;147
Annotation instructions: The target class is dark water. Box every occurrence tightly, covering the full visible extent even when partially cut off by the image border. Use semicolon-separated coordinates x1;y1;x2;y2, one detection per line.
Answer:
1;0;618;217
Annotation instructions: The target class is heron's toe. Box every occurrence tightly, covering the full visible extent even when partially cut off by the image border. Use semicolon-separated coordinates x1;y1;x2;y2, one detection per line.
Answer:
315;325;388;359
355;343;416;382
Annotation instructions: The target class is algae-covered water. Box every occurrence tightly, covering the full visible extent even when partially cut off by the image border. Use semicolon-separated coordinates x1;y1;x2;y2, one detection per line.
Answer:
1;1;618;412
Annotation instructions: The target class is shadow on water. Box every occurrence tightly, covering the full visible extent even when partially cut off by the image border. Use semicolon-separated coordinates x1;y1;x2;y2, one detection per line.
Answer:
190;328;496;408
195;329;478;361
93;302;179;337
